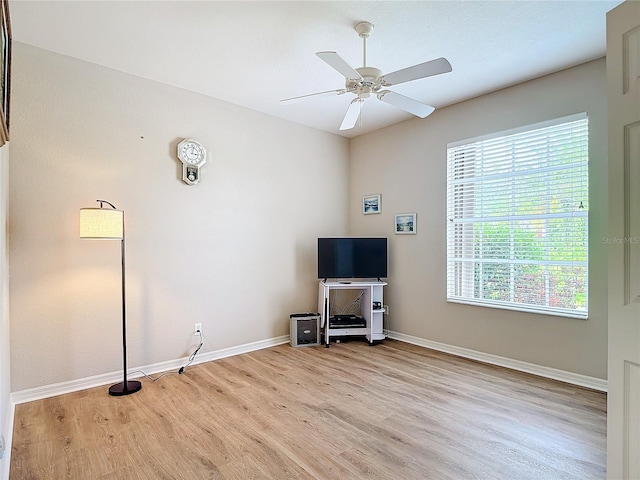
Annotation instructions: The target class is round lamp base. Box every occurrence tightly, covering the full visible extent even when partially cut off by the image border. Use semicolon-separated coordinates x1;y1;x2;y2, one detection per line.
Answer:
108;380;142;396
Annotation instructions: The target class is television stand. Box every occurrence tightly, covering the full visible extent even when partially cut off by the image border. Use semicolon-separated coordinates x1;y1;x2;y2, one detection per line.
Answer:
318;280;387;347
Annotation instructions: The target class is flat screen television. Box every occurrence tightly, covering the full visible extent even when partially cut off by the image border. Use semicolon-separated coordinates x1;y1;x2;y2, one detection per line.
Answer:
317;237;387;280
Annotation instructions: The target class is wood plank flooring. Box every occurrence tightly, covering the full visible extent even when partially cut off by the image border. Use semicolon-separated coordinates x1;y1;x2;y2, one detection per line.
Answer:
10;339;606;479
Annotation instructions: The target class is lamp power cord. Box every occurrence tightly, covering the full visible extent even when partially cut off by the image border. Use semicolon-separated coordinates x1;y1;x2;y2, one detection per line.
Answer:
130;330;204;382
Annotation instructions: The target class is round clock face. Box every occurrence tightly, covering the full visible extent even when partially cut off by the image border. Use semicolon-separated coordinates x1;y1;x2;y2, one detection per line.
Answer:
178;140;205;165
182;143;203;164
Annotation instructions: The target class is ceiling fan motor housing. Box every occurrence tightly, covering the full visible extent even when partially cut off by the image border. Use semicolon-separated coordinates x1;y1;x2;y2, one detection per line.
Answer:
347;66;383;98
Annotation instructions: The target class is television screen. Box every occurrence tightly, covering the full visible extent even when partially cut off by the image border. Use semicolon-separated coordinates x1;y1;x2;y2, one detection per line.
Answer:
317;238;387;279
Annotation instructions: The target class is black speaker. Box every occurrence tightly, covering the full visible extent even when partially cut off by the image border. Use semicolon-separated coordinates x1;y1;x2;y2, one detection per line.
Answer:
290;313;320;347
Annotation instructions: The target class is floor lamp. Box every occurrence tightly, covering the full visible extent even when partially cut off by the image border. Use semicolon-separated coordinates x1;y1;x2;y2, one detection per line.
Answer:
80;200;142;396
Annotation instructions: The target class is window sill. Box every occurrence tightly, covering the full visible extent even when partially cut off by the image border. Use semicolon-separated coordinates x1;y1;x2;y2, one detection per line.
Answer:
446;297;588;320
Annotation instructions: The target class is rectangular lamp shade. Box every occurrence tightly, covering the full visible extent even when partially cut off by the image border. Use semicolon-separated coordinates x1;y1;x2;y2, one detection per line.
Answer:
80;208;124;239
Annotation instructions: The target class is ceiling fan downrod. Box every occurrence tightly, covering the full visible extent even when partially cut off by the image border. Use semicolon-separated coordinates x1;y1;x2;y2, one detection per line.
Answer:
355;21;374;68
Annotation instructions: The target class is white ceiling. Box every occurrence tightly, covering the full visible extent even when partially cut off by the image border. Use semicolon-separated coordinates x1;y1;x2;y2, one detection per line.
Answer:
10;0;622;138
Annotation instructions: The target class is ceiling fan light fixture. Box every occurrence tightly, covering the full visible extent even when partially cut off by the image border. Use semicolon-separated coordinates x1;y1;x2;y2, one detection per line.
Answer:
360;86;372;98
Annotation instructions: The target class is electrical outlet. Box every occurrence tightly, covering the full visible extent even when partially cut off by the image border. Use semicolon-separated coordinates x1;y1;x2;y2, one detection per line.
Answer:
194;323;202;335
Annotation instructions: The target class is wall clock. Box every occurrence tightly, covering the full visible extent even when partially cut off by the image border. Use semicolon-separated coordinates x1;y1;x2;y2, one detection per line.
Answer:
177;138;206;185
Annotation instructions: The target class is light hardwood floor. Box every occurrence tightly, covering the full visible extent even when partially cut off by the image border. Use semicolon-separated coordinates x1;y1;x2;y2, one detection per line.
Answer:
10;339;606;479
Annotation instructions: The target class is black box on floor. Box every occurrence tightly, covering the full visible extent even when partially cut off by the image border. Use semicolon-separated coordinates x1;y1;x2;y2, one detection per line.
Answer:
329;315;366;328
289;313;320;347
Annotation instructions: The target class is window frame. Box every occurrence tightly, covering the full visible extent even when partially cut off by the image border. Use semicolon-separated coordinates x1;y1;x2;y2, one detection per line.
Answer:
446;113;589;319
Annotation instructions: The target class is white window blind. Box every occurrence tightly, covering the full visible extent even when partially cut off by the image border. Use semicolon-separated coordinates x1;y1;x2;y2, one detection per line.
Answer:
446;113;588;318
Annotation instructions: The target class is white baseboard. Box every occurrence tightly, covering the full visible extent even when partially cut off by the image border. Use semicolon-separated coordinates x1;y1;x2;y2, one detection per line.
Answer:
11;335;290;405
388;331;607;392
11;331;606;402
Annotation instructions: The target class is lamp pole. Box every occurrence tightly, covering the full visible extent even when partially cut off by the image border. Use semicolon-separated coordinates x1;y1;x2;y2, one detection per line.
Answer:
108;208;141;396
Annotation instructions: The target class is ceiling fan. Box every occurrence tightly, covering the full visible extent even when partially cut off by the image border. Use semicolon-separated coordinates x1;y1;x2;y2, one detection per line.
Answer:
280;21;452;131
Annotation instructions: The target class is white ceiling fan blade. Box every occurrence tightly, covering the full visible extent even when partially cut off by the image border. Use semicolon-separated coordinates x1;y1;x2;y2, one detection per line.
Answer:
316;51;362;80
340;98;363;130
280;89;348;105
381;57;452;86
377;90;435;118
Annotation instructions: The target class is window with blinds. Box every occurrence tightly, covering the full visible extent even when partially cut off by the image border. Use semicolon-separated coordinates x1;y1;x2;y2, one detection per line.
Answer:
446;113;589;318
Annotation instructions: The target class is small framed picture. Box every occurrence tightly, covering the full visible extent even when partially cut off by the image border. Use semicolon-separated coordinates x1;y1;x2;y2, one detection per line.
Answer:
395;213;417;234
363;194;381;215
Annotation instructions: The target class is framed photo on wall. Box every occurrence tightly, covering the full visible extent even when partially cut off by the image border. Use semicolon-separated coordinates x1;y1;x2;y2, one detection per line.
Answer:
395;213;417;234
0;0;11;147
363;194;381;214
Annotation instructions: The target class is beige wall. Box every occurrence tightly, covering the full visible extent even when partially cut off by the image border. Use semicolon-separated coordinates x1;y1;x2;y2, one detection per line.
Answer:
350;58;608;379
9;43;350;392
